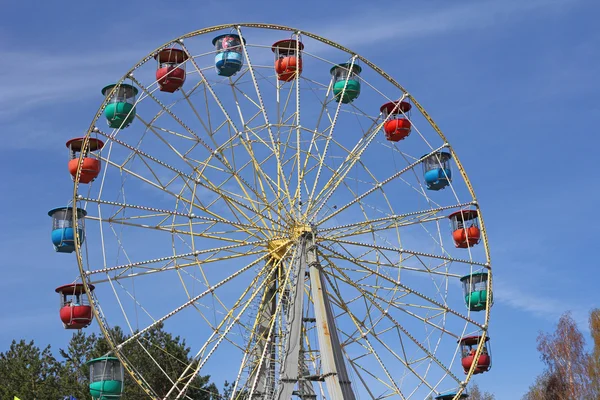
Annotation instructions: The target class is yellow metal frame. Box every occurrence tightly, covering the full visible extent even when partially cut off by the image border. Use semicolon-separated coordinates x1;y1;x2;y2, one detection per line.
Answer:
71;23;492;400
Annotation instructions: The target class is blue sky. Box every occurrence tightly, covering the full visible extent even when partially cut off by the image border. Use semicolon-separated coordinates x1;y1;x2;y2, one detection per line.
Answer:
1;0;599;398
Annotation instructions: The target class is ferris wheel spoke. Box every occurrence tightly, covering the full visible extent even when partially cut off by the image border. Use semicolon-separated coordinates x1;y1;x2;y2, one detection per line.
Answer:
236;27;295;212
168;245;297;399
112;248;276;352
318;202;474;239
316;270;407;398
315;144;448;226
79;196;282;237
326;253;459;279
306;118;381;220
302;56;360;216
325;238;488;267
305;91;407;218
129;74;280;230
317;242;482;329
183;83;277;223
319;254;462;390
86;239;267;281
85;216;266;250
95;129;287;232
228;87;282;225
320;258;458;338
181;42;293;226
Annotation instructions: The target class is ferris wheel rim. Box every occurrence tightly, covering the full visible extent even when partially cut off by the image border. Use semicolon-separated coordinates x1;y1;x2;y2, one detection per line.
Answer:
69;23;492;400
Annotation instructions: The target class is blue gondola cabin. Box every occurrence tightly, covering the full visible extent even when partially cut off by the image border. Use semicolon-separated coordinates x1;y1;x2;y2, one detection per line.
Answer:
48;207;87;253
154;47;188;93
435;393;469;399
422;151;452;190
213;34;245;77
459;335;492;375
461;272;491;311
55;283;95;329
87;357;124;399
272;39;304;82
101;84;138;129
330;62;362;104
380;101;412;142
67;137;104;184
448;209;481;248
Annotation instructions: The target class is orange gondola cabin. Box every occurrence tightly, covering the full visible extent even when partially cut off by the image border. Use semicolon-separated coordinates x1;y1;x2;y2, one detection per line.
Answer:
380;100;412;142
67;137;104;184
55;283;95;329
448;209;481;248
459;335;491;375
272;39;304;82
154;47;188;93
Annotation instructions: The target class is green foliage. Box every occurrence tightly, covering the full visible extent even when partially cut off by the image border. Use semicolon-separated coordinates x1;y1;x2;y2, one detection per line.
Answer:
0;325;222;399
0;339;62;399
222;380;249;399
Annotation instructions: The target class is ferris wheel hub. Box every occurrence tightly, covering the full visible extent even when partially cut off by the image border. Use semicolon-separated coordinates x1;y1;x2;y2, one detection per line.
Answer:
267;238;290;261
290;222;312;240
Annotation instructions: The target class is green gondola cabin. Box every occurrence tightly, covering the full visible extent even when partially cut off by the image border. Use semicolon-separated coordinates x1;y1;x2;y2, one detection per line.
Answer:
101;84;138;129
87;356;124;399
330;62;362;103
460;272;491;311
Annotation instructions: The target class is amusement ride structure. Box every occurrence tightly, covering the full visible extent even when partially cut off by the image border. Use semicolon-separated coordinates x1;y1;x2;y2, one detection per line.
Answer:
48;23;493;400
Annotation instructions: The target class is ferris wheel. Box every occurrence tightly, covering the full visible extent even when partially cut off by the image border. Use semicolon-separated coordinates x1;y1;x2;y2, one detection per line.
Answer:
56;23;493;400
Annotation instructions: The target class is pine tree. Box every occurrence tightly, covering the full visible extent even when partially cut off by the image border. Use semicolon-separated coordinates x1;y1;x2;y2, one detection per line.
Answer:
0;339;62;399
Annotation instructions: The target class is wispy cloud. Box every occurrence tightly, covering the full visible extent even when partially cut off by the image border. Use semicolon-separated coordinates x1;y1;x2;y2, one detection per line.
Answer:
0;48;148;120
494;278;591;330
308;0;579;49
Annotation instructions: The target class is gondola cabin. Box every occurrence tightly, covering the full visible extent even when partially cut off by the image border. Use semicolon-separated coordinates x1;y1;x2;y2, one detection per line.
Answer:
101;84;138;129
380;101;412;142
435;393;469;399
459;335;491;375
212;34;245;77
87;356;124;399
460;272;491;311
330;63;362;104
55;283;95;329
448;209;481;248
154;48;188;93
272;39;304;82
422;151;452;191
66;137;104;184
48;207;87;253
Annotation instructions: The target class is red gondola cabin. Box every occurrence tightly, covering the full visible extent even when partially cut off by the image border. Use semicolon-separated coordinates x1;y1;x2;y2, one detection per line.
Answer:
66;137;104;184
448;209;481;248
380;101;412;142
272;39;304;82
459;335;491;375
55;283;95;329
154;48;188;93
